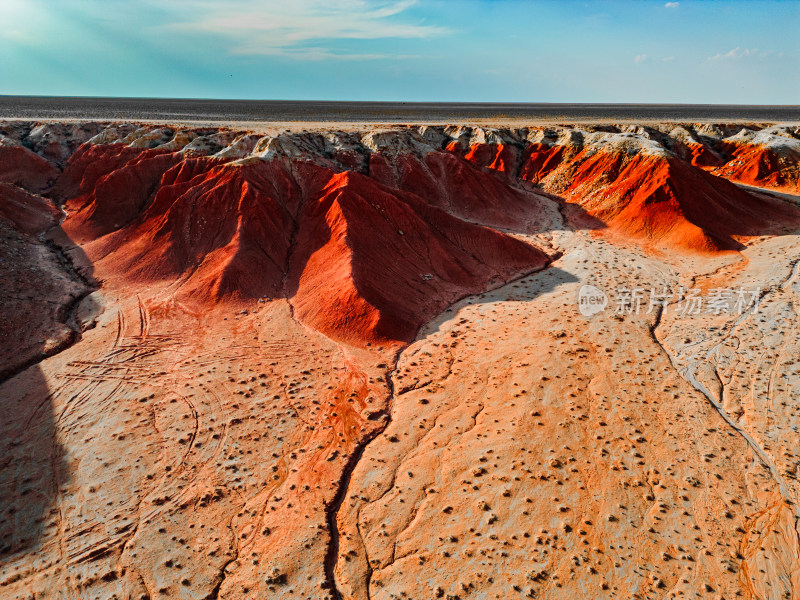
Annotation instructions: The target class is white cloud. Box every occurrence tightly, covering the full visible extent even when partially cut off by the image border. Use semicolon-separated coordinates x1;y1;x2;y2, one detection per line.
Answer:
662;56;675;62
708;47;760;61
168;0;448;58
634;54;648;63
664;2;679;8
252;49;419;61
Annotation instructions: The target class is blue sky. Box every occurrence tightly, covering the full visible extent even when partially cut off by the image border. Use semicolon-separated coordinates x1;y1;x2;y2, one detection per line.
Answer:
0;0;797;103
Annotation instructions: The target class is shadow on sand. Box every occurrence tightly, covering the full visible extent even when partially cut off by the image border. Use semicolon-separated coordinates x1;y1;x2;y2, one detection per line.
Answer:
0;207;95;561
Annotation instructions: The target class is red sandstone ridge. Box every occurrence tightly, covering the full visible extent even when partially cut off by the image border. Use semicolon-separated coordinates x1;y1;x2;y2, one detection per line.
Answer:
288;170;547;344
518;143;569;182
0;122;106;193
0;182;61;236
61;146;188;239
547;149;796;252
675;139;724;168
446;127;780;252
363;130;538;230
0;137;60;193
712;128;800;191
498;130;799;252
57;138;549;346
369;150;538;230
81;158;299;301
659;126;725;168
463;143;520;174
7;122;799;348
26;122;800;351
50;143;166;203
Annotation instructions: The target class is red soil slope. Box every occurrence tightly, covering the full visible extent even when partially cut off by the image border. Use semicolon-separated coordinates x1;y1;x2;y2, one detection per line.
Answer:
714;140;800;191
48;143;151;201
518;143;569;182
77;159;303;301
463;143;520;175
289;170;547;344
63;148;186;239
0;143;60;193
449;130;797;252
369;150;536;229
51;127;800;344
0;182;61;236
60;146;548;346
675;141;725;168
546;149;796;252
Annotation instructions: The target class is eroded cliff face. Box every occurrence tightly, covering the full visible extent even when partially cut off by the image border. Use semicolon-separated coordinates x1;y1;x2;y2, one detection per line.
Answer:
1;120;800;600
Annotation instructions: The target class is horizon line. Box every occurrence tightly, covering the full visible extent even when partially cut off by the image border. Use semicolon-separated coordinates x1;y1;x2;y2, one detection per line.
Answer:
1;95;799;108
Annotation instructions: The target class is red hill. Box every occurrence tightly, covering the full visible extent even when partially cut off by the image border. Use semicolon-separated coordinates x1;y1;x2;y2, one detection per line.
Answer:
547;149;797;252
63;151;549;346
51;126;798;346
369;150;536;230
289;170;548;344
63;149;185;239
81;159;300;301
0;143;60;193
463;143;520;175
518;143;569;183
714;139;800;191
0;182;61;236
